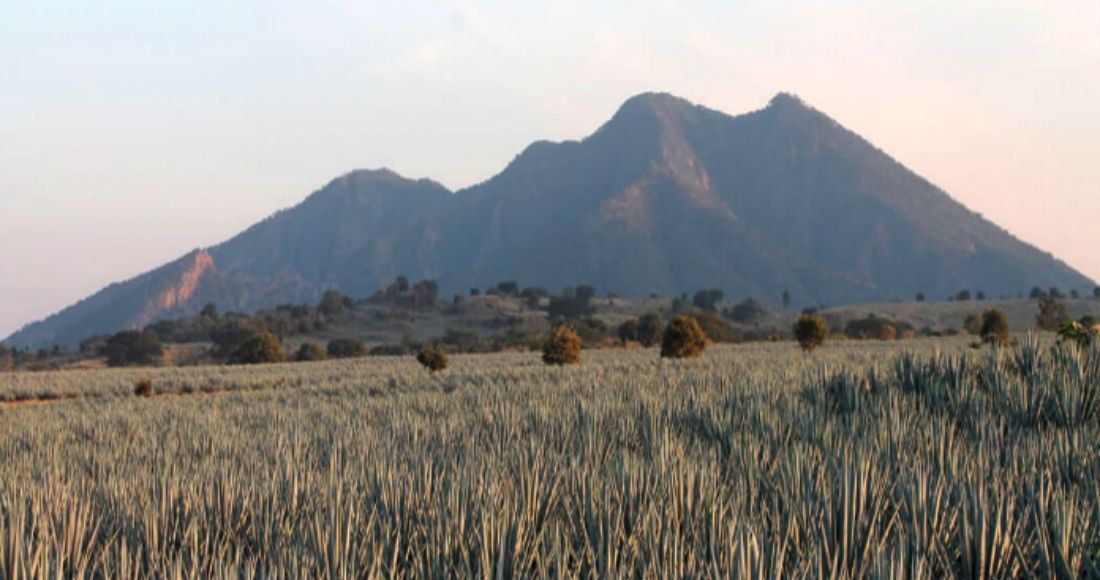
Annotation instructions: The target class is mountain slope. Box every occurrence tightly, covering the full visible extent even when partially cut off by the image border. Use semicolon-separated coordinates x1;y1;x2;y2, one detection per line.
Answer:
6;92;1093;349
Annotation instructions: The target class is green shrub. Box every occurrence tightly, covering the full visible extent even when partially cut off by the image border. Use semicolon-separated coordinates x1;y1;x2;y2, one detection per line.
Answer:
1056;319;1099;348
793;314;829;353
368;344;410;357
231;333;286;365
661;315;707;359
295;342;328;362
327;338;366;359
542;325;582;365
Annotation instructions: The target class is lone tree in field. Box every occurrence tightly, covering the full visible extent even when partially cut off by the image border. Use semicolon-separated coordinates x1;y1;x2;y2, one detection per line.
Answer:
980;309;1011;346
618;319;639;346
417;346;448;373
661;315;707;359
295;342;327;362
1036;297;1070;331
542;325;582;365
231;332;286;365
793;314;829;353
636;313;664;347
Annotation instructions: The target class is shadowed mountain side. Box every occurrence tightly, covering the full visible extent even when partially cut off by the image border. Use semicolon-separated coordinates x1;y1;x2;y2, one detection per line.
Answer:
6;92;1092;349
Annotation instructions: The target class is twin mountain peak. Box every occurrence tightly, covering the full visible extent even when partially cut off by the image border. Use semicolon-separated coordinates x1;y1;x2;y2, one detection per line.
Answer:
6;92;1091;349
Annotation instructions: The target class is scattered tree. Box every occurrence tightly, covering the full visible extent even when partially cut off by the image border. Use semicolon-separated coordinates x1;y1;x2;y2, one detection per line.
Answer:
318;290;353;316
496;281;519;296
79;335;108;357
916;292;925;302
956;290;971;301
327;338;366;359
979;309;1011;346
570;317;612;347
1070;289;1079;299
688;312;740;343
417;346;449;373
636;313;664;347
1030;286;1047;300
231;332;286;365
1049;287;1064;299
1036;298;1070;331
542;325;582;365
845;315;902;340
975;291;986;301
102;330;164;367
725;299;768;325
963;314;983;336
521;287;549;309
782;289;791;310
410;280;439;308
295;342;327;362
691;289;724;313
548;288;596;319
661;315;707;359
793;314;829;353
210;318;262;360
618;319;639;346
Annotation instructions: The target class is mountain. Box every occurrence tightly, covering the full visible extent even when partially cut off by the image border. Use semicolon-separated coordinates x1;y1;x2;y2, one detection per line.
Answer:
6;92;1093;349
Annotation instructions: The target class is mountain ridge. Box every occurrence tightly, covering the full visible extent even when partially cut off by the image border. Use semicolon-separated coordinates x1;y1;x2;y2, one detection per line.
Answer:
6;92;1093;349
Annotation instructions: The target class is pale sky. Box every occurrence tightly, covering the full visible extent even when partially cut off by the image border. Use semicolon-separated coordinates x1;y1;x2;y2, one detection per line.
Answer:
2;0;1098;339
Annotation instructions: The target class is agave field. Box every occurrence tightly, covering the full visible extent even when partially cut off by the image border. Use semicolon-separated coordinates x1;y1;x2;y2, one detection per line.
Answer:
0;336;1098;578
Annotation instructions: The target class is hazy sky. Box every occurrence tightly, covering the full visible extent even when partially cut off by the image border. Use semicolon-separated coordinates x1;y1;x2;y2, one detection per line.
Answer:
2;0;1098;339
